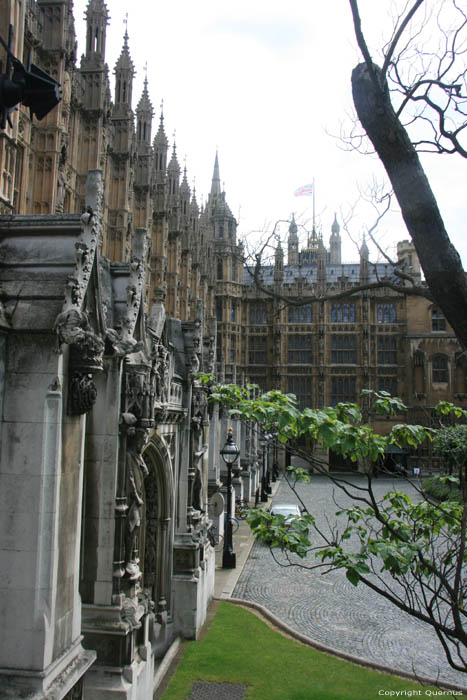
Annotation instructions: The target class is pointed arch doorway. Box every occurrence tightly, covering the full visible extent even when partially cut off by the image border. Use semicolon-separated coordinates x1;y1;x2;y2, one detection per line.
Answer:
142;436;174;622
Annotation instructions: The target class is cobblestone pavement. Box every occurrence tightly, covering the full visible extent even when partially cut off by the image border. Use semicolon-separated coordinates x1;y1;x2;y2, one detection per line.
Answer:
187;682;246;699
233;475;466;689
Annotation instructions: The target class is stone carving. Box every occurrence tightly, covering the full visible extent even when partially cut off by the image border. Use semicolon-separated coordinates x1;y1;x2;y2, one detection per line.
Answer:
206;334;216;374
152;343;169;403
68;372;98;415
54;299;105;373
123;422;149;581
53;171;105;413
106;326;144;356
105;231;147;357
191;386;208;433
121;595;145;630
192;445;208;512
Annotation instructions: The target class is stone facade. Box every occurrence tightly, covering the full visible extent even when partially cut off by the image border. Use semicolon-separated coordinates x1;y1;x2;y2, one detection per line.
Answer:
0;1;464;697
231;220;465;472
0;170;222;699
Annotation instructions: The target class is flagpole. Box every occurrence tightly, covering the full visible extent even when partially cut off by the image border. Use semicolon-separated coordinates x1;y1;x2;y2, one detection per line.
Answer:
313;177;316;231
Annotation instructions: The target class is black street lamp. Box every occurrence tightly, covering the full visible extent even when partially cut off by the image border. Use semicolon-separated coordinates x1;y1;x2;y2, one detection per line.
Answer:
220;427;240;569
260;434;269;502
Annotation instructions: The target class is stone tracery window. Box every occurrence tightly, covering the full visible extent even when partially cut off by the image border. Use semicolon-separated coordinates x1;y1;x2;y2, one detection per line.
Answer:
331;303;355;323
331;377;356;405
288;304;312;323
288;335;312;364
431;307;446;331
432;355;449;383
378;336;397;364
331;335;356;363
377;303;396;324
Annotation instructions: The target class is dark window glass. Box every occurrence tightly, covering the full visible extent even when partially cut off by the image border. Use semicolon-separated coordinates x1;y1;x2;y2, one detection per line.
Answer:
432;307;446;331
249;304;267;325
377;303;397;324
288;304;312;323
248;336;267;364
331;335;356;364
432;355;448;383
288;335;312;364
288;377;312;410
378;377;398;396
331;303;355;323
230;334;236;364
331;377;356;406
377;336;397;364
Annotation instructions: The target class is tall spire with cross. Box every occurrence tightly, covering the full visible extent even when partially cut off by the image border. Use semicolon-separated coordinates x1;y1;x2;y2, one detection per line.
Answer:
210;151;221;198
113;14;135;112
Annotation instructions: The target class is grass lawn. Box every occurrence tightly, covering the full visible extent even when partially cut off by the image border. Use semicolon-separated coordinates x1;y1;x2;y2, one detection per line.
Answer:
161;601;460;700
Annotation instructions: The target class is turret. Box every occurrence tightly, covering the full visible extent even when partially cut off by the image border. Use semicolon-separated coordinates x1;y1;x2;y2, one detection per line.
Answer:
359;234;369;283
82;0;109;68
287;215;299;265
79;0;110;113
329;213;341;264
207;153;237;244
180;167;191;228
317;234;326;291
113;29;135;117
274;241;284;286
397;239;421;279
167;142;180;234
153;112;168;182
136;76;153;155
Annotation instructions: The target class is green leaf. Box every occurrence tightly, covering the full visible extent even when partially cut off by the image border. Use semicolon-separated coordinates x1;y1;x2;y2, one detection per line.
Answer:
346;568;360;586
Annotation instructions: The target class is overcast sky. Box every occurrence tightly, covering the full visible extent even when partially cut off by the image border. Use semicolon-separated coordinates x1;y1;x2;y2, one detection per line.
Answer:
73;0;467;266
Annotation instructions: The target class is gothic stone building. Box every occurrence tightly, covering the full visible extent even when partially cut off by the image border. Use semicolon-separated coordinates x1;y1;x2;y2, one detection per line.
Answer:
0;1;464;698
0;1;241;698
232;218;466;472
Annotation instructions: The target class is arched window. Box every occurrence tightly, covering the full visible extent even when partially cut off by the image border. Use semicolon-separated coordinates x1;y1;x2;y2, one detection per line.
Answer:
217;258;223;280
377;303;397;324
432;355;449;383
331;303;355;323
432;307;446;331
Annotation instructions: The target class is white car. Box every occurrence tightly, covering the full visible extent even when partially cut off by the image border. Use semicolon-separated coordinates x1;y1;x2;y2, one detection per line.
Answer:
270;503;301;526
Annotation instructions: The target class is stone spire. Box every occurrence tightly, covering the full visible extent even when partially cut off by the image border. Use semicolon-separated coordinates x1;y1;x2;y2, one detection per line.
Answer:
167;141;180;197
317;233;327;292
136;76;154;153
82;0;109;68
360;233;369;283
180;166;191;223
210;151;221;198
153;109;169;179
329;213;341;264
274;240;284;286
113;28;135;114
287;214;299;265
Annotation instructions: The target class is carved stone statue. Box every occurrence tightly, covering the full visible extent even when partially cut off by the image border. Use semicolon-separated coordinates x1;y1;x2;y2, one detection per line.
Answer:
124;427;149;581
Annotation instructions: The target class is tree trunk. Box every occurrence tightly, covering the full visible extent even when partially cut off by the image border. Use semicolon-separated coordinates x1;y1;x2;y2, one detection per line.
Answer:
352;62;467;349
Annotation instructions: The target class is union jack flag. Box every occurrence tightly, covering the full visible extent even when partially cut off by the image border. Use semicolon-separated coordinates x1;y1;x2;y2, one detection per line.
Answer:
294;183;314;197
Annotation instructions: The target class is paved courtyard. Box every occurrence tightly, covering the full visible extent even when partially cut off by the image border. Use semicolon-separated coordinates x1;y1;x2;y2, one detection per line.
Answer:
233;475;466;689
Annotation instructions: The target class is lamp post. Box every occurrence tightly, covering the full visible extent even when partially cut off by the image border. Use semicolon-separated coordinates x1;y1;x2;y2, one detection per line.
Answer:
265;433;272;495
260;434;268;502
220;427;240;569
